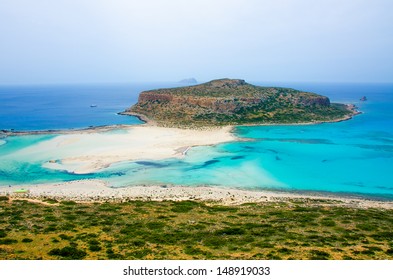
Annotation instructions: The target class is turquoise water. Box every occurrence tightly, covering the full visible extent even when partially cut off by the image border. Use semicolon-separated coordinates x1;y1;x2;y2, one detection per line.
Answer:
0;82;392;199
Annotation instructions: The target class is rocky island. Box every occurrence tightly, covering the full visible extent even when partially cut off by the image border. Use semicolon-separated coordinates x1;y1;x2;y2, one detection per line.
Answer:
179;78;198;84
124;79;358;127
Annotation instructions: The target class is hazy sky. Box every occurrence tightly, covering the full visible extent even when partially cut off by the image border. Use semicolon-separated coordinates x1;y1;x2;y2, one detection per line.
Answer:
0;0;392;84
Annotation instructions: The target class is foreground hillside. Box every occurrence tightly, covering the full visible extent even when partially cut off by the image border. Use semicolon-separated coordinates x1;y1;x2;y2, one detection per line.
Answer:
1;196;392;260
125;79;356;127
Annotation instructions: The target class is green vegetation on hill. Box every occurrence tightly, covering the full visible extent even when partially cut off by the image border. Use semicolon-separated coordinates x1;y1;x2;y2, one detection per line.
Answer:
125;79;356;127
1;196;392;260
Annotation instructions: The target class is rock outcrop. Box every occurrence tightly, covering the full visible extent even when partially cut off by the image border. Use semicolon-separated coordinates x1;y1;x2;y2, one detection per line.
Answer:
124;79;357;127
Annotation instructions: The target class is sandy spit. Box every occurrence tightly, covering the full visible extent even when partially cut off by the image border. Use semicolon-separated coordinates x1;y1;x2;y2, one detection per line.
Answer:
15;125;236;174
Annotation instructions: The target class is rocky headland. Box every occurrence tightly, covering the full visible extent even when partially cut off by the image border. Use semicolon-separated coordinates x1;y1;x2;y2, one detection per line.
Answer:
123;79;358;127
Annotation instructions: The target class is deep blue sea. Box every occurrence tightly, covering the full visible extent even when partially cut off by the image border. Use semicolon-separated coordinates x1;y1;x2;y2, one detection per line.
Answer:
1;82;392;199
0;83;173;130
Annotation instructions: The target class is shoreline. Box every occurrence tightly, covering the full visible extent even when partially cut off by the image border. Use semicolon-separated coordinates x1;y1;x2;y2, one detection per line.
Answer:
1;103;360;136
0;104;371;205
0;124;140;136
227;104;362;127
1;180;392;209
122;104;360;128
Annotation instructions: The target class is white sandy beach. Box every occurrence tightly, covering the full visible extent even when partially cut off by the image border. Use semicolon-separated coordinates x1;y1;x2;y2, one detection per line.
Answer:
11;125;235;174
1;180;392;209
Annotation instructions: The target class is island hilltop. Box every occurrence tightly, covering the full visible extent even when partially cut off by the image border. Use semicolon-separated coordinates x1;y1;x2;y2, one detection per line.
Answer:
124;78;358;127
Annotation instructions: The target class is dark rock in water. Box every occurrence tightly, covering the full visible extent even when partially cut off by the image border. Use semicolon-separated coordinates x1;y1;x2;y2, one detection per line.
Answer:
112;172;126;176
189;159;221;170
231;155;245;160
203;159;220;167
322;159;328;163
243;146;255;150
275;156;281;161
360;96;367;101
267;149;278;154
135;161;167;168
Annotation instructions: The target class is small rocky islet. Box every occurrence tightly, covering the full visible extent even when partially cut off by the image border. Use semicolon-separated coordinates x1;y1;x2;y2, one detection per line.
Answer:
124;78;358;127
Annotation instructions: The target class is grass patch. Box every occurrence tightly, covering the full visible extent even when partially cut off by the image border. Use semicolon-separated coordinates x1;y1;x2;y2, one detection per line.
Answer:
1;198;393;260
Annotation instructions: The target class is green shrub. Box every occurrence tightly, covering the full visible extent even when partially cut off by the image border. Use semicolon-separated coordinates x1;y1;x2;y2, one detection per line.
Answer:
131;239;146;247
171;201;200;213
146;222;166;230
309;250;331;260
277;247;293;254
215;227;245;235
371;231;393;241
60;223;76;231
48;246;87;260
208;206;238;213
43;198;58;204
184;246;207;256
356;224;377;231
88;244;102;252
320;219;336;227
44;215;58;222
0;238;18;245
127;248;152;259
88;239;100;245
44;225;57;232
60;201;77;206
22;238;33;243
204;236;228;248
58;234;72;240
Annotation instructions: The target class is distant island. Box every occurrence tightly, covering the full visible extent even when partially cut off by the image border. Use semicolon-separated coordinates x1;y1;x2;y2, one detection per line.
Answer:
124;79;358;127
179;78;198;84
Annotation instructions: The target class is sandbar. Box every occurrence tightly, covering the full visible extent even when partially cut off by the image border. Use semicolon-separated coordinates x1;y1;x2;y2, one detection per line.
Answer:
11;125;235;174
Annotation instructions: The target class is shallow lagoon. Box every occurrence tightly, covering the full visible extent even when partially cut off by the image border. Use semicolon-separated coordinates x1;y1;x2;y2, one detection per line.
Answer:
0;82;392;199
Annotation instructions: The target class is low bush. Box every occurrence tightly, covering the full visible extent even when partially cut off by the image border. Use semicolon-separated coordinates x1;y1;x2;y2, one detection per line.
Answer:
309;250;331;260
0;238;18;245
21;238;33;243
48;246;87;260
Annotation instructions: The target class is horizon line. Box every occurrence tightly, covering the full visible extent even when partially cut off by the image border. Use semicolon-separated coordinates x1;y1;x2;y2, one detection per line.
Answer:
1;80;393;87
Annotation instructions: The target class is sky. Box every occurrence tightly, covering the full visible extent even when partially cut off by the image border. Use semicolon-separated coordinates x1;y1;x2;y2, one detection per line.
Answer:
0;0;392;84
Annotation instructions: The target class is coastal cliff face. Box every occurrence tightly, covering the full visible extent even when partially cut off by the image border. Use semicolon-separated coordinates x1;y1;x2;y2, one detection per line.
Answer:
125;79;355;126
